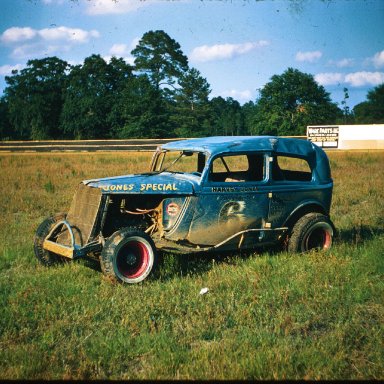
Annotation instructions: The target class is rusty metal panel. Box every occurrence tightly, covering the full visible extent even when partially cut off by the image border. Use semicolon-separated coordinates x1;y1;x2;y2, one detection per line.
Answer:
58;183;103;246
43;239;74;259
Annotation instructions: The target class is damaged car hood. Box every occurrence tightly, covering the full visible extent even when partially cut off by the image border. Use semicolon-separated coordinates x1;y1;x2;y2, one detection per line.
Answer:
83;172;197;195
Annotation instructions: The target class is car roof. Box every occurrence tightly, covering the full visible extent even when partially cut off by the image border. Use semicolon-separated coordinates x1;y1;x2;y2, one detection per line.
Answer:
160;136;332;182
161;136;315;157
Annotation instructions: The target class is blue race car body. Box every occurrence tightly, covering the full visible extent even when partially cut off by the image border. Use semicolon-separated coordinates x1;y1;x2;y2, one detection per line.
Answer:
35;136;335;283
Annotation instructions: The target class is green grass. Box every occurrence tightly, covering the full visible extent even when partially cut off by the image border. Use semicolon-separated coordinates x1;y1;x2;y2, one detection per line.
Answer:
0;151;383;380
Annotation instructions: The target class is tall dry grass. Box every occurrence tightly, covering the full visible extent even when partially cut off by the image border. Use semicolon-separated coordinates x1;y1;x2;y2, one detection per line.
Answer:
0;150;383;380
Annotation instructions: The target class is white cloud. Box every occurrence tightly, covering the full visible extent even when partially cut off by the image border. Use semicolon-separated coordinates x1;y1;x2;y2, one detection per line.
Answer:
130;37;140;50
345;71;384;87
1;26;100;45
1;27;37;43
328;58;354;68
315;71;384;87
1;26;100;59
372;50;384;68
0;63;24;76
190;41;269;63
108;40;138;64
109;43;130;56
38;27;99;43
295;50;322;63
11;43;71;59
315;72;344;86
213;89;253;102
11;44;39;59
86;0;158;15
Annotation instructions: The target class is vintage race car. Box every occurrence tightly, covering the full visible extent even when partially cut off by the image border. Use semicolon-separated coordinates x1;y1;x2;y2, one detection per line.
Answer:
34;136;335;284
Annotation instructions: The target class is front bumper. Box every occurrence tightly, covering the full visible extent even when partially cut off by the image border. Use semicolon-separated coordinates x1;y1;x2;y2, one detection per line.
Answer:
42;183;105;259
43;219;102;259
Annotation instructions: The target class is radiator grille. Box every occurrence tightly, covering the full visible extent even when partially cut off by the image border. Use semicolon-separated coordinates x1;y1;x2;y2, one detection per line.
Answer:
57;183;103;246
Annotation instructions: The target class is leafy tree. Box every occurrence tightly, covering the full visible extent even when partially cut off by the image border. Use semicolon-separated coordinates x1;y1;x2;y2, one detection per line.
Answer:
250;68;341;136
177;68;210;111
104;57;135;136
0;96;12;139
4;57;69;139
131;30;189;91
171;68;212;137
114;75;171;139
242;101;257;135
210;97;246;136
353;83;384;123
60;55;133;139
106;56;134;93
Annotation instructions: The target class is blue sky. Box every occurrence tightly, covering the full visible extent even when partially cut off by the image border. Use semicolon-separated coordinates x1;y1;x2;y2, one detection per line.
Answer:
1;0;383;109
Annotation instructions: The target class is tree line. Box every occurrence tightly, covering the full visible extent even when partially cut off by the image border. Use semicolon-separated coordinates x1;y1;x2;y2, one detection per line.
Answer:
0;30;383;140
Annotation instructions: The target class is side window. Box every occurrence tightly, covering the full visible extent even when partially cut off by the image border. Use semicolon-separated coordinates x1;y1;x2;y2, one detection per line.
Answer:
272;155;312;182
210;154;264;182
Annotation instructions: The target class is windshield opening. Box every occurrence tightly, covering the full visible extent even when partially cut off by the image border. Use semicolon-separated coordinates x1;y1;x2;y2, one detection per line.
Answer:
152;150;206;175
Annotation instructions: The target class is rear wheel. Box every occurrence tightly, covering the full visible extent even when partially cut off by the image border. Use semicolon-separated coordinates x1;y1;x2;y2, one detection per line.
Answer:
100;229;157;284
34;213;67;266
287;213;333;253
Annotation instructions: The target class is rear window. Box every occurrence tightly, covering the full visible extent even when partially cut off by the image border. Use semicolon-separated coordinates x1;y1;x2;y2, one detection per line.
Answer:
272;156;312;182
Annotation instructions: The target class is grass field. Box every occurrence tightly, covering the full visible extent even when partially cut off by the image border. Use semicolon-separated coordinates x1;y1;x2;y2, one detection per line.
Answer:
0;150;383;380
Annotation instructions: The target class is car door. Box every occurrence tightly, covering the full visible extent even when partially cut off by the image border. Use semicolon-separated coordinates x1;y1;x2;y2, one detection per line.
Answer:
186;153;270;247
267;154;315;227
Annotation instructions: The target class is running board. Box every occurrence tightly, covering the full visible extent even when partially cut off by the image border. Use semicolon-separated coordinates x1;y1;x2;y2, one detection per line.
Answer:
213;227;289;249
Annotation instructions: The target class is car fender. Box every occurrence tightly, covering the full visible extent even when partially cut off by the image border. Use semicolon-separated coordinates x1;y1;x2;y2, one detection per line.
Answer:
283;199;328;228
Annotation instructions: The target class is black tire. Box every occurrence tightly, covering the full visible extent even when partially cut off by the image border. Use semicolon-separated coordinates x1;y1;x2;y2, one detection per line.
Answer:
287;213;334;253
34;213;67;266
100;228;158;284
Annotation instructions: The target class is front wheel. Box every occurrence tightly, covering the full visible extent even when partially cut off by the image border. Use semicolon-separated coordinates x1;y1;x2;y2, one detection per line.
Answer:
34;213;67;266
287;213;334;253
100;229;158;284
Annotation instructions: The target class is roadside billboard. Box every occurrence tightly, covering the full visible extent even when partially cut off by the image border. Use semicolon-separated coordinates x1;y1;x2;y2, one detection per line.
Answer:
307;126;339;148
307;125;384;150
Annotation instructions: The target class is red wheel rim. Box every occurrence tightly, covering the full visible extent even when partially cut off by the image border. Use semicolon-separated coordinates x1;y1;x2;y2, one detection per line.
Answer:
305;226;332;250
116;240;150;279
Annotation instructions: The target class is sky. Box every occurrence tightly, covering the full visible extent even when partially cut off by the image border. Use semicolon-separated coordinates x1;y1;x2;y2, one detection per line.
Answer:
1;0;383;109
